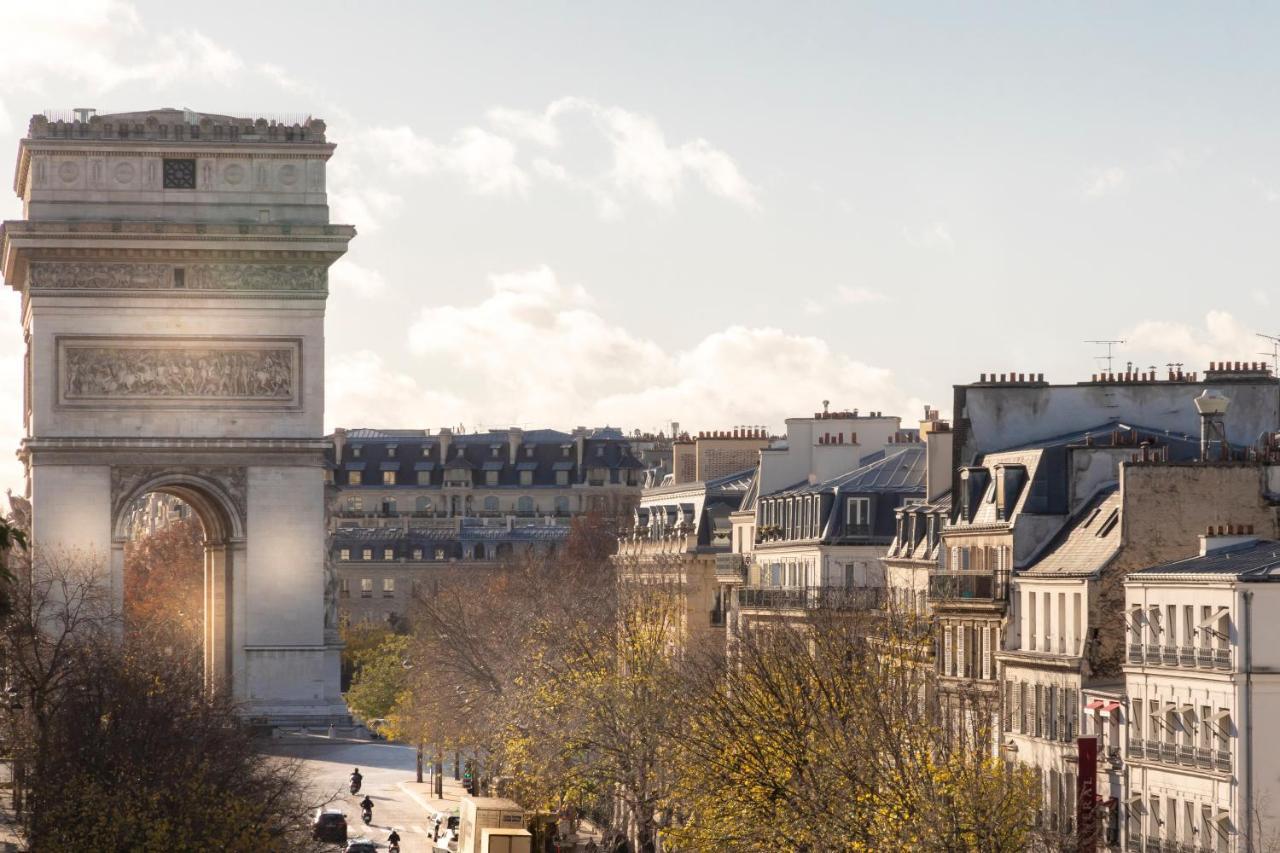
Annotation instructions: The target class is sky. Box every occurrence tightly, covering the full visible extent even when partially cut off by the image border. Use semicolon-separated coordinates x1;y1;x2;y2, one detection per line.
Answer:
2;1;1280;493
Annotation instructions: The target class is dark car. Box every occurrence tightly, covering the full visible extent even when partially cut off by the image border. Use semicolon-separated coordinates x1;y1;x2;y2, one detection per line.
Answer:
345;842;378;853
312;809;348;844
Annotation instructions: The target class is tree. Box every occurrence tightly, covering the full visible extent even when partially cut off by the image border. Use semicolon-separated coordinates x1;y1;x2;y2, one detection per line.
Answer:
345;632;410;727
123;517;203;650
665;610;1040;852
1;553;330;851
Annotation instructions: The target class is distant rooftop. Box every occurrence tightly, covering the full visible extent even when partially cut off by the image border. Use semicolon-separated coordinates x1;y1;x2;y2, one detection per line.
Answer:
1132;538;1280;580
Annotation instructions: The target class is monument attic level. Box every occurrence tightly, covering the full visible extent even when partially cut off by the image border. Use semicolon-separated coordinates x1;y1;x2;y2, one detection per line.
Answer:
0;108;356;724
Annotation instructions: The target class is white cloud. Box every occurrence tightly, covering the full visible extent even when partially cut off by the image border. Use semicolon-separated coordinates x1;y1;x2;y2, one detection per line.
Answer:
1084;166;1127;198
403;266;915;432
357;125;528;196
1121;310;1261;370
330;258;388;297
325;350;467;432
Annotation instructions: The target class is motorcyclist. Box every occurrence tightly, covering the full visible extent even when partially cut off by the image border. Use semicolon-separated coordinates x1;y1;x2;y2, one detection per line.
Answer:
350;767;363;793
360;794;374;820
387;828;401;850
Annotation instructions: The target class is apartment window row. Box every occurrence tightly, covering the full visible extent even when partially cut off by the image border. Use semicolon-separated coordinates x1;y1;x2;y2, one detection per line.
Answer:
1128;604;1230;669
940;622;998;680
342;494;574;515
1023;588;1084;655
343;577;397;599
758;494;826;541
1129;696;1232;772
338;545;507;561
345;467;638;487
895;510;942;555
1003;679;1077;743
940;544;1011;573
1127;793;1231;853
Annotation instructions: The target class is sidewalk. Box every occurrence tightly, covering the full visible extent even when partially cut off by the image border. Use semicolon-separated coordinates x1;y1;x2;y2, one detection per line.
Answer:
397;774;468;816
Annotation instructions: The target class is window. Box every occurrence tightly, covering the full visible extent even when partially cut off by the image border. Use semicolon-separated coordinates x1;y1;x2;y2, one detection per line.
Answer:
382;578;395;597
361;549;372;561
360;578;373;598
339;548;351;561
417;471;431;486
383;548;394;560
415;496;430;512
519;470;534;486
382;471;396;486
483;496;499;512
346;496;363;511
172;267;186;288
486;470;499;486
323;468;334;484
1132;699;1143;745
339;579;349;599
846;497;871;534
387;445;397;458
421;445;431;457
349;471;363;486
555;496;570;514
412;548;423;560
556;470;570;486
518;496;534;513
434;548;446;560
352;446;363;458
162;158;196;188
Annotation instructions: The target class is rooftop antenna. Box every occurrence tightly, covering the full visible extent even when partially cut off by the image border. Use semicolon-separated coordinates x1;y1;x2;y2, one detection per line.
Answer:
1086;340;1126;374
1257;332;1280;375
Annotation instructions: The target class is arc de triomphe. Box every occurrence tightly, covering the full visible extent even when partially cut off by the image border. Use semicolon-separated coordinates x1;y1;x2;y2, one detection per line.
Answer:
0;109;353;723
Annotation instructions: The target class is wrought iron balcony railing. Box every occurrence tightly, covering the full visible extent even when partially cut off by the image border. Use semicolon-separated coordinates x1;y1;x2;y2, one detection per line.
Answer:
737;586;885;612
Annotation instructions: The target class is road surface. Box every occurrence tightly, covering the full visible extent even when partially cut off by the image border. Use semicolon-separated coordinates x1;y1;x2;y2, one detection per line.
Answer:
267;736;455;853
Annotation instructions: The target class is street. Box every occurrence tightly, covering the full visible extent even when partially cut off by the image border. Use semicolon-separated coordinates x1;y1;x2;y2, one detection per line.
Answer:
267;736;458;853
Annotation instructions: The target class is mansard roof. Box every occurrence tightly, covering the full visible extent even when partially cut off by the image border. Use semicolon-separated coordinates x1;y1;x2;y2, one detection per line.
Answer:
1020;488;1123;577
1131;539;1280;580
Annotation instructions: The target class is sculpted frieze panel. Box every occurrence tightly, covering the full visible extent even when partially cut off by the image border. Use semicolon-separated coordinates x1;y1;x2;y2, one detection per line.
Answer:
58;337;301;409
28;261;326;292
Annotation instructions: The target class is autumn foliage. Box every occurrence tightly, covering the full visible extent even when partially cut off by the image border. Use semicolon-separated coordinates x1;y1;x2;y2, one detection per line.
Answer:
123;516;204;648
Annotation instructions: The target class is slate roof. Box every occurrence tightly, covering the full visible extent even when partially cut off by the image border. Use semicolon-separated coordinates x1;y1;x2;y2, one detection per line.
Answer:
332;524;570;558
768;446;926;497
1130;539;1280;580
328;428;648;488
1021;488;1123;577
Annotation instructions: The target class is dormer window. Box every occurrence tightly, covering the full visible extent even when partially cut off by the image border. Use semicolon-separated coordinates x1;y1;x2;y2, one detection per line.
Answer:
562;445;572;457
526;446;535;457
491;446;501;457
387;445;397;458
352;446;363;459
421;445;431;457
846;497;871;536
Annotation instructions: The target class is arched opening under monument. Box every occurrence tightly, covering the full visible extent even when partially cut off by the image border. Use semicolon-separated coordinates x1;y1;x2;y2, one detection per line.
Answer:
114;475;242;692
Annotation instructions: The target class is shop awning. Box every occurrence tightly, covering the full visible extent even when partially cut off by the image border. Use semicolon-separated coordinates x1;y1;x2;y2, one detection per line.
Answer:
1085;699;1105;711
1100;701;1121;714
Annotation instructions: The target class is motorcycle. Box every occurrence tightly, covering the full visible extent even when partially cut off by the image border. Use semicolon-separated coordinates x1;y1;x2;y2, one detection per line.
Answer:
361;807;373;826
388;843;400;853
350;779;361;795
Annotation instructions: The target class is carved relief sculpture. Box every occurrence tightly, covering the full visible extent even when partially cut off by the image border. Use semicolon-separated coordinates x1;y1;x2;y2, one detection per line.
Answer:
63;343;295;401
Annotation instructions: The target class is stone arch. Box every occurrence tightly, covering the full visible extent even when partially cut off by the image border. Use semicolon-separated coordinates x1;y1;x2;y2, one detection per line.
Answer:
111;470;245;692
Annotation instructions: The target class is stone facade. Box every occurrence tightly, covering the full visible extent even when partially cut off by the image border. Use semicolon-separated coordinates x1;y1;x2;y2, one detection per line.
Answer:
0;108;353;724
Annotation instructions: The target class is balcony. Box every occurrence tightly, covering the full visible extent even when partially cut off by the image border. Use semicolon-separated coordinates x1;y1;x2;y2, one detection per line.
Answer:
927;570;1007;602
737;586;885;612
1129;643;1144;663
1125;838;1141;853
1179;646;1197;666
714;553;746;583
1216;749;1231;772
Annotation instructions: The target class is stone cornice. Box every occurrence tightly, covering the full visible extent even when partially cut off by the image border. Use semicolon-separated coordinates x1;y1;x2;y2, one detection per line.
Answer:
23;436;331;451
1;220;354;288
20;436;331;465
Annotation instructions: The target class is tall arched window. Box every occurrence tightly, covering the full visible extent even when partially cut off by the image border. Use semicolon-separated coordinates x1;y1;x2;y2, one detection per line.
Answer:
484;496;499;511
415;496;431;512
517;496;534;513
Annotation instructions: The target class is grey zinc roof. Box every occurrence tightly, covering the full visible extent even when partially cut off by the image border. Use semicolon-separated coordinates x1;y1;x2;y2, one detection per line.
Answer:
1021;488;1122;577
1131;539;1280;580
769;446;925;497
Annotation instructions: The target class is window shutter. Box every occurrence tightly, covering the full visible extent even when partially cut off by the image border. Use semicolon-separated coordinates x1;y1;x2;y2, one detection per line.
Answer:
982;626;992;680
1066;689;1077;740
956;626;966;677
944;628;953;677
